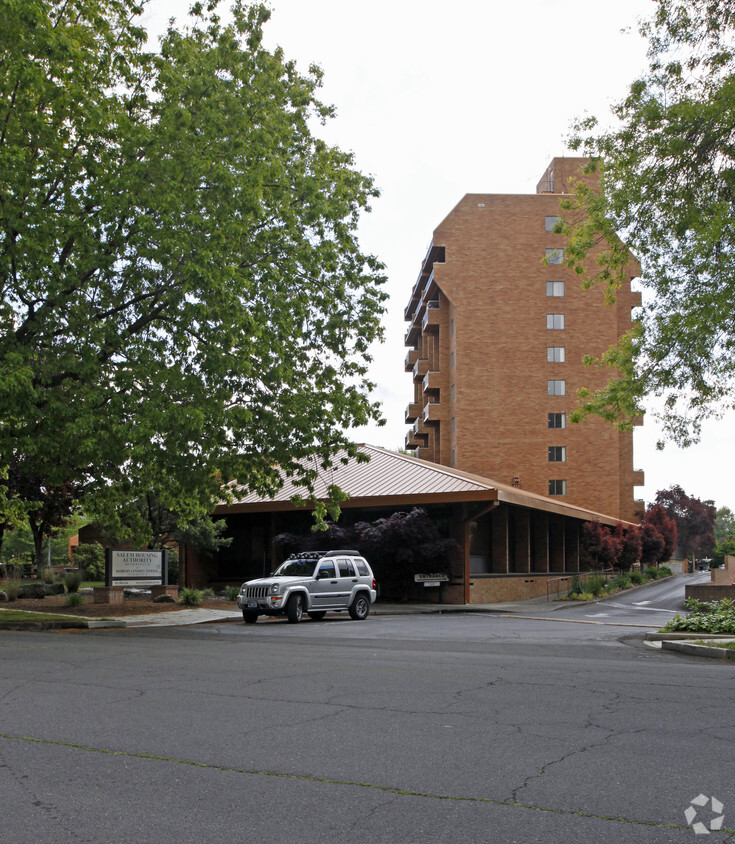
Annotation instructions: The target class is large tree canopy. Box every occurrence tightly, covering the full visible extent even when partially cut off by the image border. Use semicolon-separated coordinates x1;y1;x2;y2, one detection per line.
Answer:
561;0;735;446
0;0;386;537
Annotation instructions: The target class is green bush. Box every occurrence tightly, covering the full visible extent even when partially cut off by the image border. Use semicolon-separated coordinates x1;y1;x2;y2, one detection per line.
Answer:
662;598;735;634
225;585;239;601
570;590;595;601
3;578;21;601
201;587;215;599
179;587;202;606
586;574;607;597
41;569;58;585
64;570;84;593
643;566;660;580
74;543;106;580
610;573;632;591
65;592;84;608
630;570;645;585
658;565;673;577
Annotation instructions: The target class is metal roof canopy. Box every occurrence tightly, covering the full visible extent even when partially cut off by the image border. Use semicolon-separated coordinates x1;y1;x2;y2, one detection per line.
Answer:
216;444;631;527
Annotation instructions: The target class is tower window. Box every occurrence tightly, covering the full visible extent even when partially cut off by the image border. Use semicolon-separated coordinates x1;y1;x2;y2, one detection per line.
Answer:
547;346;565;362
549;479;567;495
546;281;565;297
547;380;566;396
547;314;565;330
548;446;567;462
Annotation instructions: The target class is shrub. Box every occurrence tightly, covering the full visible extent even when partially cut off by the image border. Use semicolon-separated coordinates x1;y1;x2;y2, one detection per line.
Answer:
662;599;735;634
658;565;673;577
586;574;607;597
610;573;632;591
643;566;660;580
179;587;202;606
64;570;84;593
630;570;645;585
65;592;84;608
3;578;21;601
570;590;595;601
202;587;215;599
41;569;58;585
225;585;239;601
74;543;106;581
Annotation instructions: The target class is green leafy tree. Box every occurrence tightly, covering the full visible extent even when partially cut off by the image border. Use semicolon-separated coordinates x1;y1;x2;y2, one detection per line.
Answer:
560;0;735;445
0;0;386;537
712;536;735;568
715;506;735;543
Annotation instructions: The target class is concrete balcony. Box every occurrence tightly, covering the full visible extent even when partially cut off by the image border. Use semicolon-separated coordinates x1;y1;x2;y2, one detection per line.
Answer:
632;469;645;487
423;400;447;424
404;320;420;347
412;358;430;381
405;402;422;424
422;370;442;395
405;348;420;372
416;446;434;462
412;419;429;443
422;301;441;333
405;429;420;450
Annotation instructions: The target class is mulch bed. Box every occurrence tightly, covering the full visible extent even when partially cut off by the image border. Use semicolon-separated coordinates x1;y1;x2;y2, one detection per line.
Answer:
2;593;238;618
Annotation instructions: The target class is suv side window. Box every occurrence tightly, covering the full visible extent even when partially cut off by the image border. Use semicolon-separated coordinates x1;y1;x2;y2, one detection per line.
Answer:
337;559;355;577
354;558;370;576
317;560;336;578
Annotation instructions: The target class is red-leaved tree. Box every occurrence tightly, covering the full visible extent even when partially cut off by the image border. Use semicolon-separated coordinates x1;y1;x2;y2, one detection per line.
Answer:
643;503;678;563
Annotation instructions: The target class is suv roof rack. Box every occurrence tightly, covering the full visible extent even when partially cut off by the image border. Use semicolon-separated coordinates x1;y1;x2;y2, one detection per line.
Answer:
322;549;360;557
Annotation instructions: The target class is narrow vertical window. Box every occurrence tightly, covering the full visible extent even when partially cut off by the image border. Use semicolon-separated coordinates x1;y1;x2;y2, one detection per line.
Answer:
546;281;564;297
547;347;565;363
548;446;567;462
547;314;565;330
547;380;566;396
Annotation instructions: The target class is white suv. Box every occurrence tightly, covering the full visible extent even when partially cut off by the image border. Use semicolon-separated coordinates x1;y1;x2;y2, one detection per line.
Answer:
236;550;377;624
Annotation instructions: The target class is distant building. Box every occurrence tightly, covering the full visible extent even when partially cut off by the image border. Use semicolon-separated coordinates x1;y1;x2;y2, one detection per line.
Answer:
404;157;644;523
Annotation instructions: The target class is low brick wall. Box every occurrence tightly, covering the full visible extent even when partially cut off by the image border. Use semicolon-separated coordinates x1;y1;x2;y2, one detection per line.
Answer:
470;575;553;603
93;587;124;604
685;584;735;603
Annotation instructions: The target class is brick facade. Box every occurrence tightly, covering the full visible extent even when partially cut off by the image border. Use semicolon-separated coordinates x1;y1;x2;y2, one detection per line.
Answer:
405;158;643;523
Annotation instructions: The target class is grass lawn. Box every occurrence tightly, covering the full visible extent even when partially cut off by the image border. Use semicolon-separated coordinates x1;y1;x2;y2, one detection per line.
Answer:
695;640;735;650
0;608;92;623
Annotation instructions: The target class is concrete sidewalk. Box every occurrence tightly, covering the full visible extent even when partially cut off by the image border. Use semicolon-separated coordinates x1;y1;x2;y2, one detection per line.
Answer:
118;595;567;628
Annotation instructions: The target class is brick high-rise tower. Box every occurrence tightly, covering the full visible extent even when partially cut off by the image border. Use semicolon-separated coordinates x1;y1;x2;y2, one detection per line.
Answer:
404;157;644;522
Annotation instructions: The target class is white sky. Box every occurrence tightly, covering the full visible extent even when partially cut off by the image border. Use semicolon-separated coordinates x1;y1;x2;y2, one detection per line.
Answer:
144;0;734;511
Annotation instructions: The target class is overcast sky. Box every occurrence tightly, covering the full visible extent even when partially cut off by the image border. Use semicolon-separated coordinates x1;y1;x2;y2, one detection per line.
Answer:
144;0;734;511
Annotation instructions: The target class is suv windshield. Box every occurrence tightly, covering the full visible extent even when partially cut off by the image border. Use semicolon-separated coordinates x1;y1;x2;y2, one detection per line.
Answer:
274;558;318;577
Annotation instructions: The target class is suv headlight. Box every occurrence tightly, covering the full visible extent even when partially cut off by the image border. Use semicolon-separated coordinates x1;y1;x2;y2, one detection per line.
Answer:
270;582;281;595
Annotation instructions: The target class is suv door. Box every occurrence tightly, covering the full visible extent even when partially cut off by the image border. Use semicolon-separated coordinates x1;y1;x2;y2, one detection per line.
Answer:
334;557;358;607
309;558;340;608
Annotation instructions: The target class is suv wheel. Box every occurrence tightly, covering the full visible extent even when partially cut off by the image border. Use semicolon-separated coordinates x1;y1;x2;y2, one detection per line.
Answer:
287;593;304;623
349;593;370;620
243;610;258;624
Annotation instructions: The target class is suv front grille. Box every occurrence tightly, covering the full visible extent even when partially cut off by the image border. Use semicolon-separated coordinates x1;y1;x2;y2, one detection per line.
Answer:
244;586;269;599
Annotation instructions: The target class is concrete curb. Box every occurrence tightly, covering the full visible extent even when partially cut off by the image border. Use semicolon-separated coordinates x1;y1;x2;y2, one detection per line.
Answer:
662;640;735;660
0;618;126;630
644;631;735;641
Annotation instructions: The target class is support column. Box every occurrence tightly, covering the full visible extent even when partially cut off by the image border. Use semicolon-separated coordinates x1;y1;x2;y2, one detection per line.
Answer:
532;512;549;573
549;515;565;573
514;509;531;574
491;506;509;574
565;520;580;572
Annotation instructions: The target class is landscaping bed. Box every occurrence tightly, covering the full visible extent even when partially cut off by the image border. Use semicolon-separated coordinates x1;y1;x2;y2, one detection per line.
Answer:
0;592;236;619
